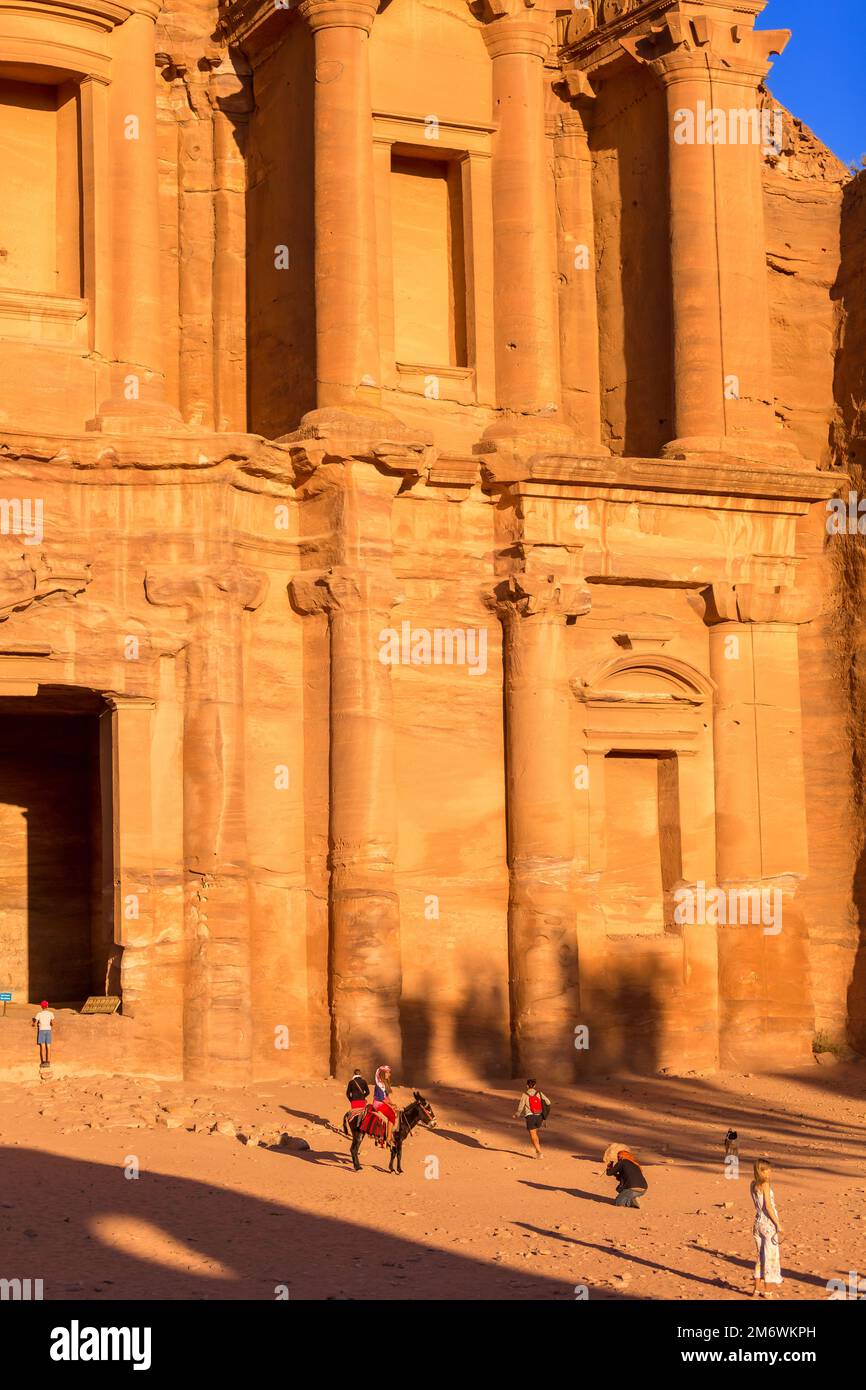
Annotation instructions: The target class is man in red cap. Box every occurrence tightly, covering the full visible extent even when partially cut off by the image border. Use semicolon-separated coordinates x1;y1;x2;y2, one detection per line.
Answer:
32;1000;55;1068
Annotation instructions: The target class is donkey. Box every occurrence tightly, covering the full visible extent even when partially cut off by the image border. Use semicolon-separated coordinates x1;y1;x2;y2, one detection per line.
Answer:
344;1091;436;1173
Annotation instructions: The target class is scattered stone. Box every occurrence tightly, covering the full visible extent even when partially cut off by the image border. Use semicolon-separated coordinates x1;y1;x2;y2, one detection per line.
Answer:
278;1133;310;1152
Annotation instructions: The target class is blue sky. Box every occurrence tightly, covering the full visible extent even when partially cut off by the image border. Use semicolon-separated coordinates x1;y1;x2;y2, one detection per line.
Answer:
762;0;865;166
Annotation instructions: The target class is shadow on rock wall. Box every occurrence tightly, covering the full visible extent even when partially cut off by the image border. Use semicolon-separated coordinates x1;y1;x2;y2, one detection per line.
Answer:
401;978;509;1084
402;960;666;1083
574;961;664;1078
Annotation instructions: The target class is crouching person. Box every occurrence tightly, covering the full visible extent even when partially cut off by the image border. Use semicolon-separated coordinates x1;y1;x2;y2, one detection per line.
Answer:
606;1149;648;1208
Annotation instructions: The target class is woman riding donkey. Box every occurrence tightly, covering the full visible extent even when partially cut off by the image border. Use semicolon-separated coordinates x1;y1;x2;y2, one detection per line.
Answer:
344;1064;437;1172
372;1064;397;1143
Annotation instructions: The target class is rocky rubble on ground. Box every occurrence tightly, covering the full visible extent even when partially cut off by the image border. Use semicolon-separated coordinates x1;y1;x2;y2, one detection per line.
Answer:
22;1076;314;1151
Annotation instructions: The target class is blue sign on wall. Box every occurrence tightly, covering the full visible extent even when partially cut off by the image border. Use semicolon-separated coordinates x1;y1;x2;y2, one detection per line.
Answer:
0;993;11;1002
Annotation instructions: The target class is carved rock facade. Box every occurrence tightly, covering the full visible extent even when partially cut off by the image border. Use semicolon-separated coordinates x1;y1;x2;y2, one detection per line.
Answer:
0;0;862;1080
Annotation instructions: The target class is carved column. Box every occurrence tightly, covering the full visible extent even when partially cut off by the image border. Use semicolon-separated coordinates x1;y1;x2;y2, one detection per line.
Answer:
623;10;796;461
146;564;266;1083
92;4;179;430
697;582;812;1068
290;564;403;1072
211;51;254;432
481;1;563;423
553;72;607;454
491;573;591;1079
299;0;382;412
101;695;157;1008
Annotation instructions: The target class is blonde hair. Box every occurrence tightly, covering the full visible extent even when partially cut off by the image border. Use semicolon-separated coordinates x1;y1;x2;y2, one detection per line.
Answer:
753;1158;772;1184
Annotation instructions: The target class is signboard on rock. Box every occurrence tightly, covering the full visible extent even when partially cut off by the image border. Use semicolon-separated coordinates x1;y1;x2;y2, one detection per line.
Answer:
80;997;121;1015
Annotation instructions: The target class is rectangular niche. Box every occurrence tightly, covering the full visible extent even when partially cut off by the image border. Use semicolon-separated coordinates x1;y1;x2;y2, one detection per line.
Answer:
390;152;467;369
603;750;683;936
0;76;83;302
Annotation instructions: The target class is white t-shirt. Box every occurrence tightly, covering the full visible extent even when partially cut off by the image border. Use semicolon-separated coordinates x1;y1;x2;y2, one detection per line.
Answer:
34;1010;54;1031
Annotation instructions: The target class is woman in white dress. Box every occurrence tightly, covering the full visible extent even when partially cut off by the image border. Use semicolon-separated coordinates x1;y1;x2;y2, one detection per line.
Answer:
750;1158;784;1296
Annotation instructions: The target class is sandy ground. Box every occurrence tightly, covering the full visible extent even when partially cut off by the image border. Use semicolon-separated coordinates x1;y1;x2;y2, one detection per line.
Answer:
1;1062;864;1301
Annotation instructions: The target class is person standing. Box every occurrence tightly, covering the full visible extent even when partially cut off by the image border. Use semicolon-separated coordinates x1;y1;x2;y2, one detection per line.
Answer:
605;1148;648;1207
750;1158;783;1297
32;1000;55;1068
514;1079;550;1157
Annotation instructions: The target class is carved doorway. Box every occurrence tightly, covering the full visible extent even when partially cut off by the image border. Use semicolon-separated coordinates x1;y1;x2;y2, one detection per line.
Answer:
0;687;115;1006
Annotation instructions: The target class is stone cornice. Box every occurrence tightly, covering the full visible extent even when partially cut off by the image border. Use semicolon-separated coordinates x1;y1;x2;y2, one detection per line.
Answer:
217;0;293;49
693;581;816;625
280;411;431;479
1;430;839;510
482;451;841;508
217;0;380;47
0;0;160;29
0;430;296;483
0;0;156;81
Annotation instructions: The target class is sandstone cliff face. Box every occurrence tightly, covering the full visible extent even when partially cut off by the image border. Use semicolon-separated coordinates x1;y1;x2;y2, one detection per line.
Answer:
828;169;866;1050
757;103;858;1047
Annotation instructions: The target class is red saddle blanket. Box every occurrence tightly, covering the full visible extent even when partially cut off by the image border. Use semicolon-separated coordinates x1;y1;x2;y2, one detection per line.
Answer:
358;1103;396;1145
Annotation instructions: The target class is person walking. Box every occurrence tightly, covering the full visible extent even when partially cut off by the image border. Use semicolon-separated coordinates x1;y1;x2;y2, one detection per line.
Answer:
514;1079;550;1157
32;1000;55;1068
605;1148;648;1207
750;1158;783;1297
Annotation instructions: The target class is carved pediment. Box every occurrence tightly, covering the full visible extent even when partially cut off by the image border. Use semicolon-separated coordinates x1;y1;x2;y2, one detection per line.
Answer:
560;0;647;48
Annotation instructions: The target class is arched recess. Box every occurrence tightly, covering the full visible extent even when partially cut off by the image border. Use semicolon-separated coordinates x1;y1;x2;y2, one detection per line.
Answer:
570;649;720;1073
577;652;717;705
572;651;716;935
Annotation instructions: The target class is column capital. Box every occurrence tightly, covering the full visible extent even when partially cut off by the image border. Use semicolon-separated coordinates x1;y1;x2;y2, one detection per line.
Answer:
297;0;379;34
0;551;92;622
556;64;598;112
484;572;592;621
122;2;163;21
289;565;402;618
102;692;157;711
693;582;814;626
621;10;790;85
480;1;557;60
144;565;268;615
